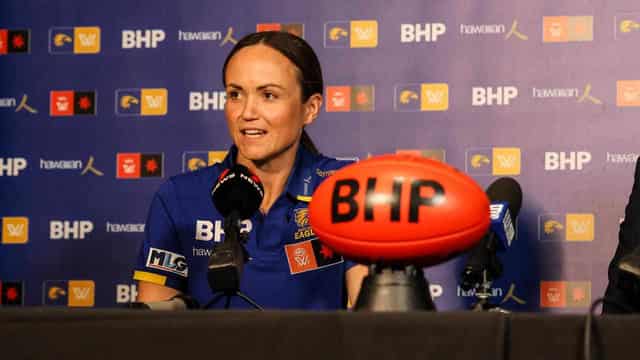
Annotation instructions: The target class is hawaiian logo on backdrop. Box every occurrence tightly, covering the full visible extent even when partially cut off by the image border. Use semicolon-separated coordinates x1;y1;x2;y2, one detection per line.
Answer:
0;94;38;113
394;83;449;111
465;147;521;176
531;84;602;105
325;85;374;112
324;20;378;48
538;213;595;242
49;26;101;54
459;20;529;40
178;26;238;47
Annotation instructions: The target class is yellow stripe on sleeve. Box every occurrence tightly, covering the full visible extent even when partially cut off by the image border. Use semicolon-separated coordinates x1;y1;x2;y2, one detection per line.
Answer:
133;270;167;286
296;195;312;203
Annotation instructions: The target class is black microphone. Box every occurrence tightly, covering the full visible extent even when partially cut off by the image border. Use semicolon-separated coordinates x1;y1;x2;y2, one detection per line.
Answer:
460;177;523;291
208;164;264;295
130;294;200;310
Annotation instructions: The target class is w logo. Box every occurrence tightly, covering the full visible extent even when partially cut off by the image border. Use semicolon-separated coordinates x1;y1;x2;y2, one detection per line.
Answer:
354;27;374;40
78;33;96;46
496;154;517;168
425;90;445;104
7;223;24;237
145;95;163;108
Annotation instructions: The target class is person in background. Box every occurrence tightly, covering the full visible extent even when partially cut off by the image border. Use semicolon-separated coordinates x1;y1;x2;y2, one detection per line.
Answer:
604;158;640;313
132;31;368;309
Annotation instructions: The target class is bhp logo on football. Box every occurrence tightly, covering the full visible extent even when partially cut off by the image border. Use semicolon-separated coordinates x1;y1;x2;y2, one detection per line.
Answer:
117;153;164;179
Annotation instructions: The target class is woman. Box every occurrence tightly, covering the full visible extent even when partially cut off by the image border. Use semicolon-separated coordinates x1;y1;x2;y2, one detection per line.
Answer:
133;31;367;309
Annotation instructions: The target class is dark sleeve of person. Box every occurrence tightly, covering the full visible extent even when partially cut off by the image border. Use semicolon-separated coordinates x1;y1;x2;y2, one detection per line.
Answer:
603;158;640;313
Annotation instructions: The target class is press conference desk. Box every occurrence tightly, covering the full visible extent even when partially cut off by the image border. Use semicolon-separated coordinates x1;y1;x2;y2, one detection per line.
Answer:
0;309;637;360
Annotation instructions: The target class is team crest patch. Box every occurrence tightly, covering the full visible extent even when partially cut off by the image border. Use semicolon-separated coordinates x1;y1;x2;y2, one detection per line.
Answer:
284;239;343;275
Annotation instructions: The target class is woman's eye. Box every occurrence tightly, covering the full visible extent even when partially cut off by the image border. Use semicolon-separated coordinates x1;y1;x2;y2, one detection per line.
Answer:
264;92;277;100
227;91;240;100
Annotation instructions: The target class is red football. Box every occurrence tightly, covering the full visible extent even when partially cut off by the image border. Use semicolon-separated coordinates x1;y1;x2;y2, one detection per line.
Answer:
308;154;489;265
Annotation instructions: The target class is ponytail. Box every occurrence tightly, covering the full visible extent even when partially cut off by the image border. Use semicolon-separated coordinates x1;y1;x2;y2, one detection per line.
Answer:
300;129;319;155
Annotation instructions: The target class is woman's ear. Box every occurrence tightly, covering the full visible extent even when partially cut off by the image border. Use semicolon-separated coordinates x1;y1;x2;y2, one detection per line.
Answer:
303;94;323;126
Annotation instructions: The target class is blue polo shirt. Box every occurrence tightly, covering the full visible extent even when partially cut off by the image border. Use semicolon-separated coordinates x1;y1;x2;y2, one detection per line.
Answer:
134;145;355;310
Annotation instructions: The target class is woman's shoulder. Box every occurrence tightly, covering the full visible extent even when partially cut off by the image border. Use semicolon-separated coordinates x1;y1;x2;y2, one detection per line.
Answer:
309;153;357;180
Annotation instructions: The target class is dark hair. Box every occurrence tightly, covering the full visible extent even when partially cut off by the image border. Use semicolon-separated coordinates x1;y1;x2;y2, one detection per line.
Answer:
222;31;322;155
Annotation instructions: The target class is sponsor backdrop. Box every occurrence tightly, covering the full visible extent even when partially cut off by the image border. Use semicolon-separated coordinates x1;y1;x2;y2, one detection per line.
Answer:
1;0;639;312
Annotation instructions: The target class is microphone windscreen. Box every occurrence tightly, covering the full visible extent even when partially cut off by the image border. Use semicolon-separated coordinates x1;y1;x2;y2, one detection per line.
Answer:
211;164;264;219
486;177;522;218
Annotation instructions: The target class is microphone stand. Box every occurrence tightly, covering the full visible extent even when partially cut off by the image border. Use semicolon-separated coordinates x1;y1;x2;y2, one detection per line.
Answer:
461;235;509;313
205;211;263;310
354;264;436;311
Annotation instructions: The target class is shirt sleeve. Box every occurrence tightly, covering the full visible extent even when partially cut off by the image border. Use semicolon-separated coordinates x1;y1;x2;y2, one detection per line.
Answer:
133;180;188;292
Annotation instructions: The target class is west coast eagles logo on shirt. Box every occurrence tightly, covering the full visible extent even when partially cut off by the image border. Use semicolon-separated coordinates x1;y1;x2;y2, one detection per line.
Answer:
294;208;314;240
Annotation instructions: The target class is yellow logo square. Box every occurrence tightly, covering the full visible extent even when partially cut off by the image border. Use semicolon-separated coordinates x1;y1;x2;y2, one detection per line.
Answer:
350;20;378;48
141;88;168;116
492;148;521;175
74;27;100;54
2;217;29;244
208;151;228;165
421;83;449;111
566;213;594;241
68;280;95;307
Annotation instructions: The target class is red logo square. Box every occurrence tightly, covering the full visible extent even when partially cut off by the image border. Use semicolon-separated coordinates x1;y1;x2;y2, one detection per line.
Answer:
117;153;141;179
0;30;7;55
50;91;74;116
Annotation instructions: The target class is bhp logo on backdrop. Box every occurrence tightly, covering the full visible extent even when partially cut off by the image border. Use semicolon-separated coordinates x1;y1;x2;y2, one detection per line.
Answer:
50;90;96;116
0;29;30;54
43;280;95;307
538;213;595;242
49;27;101;54
256;23;304;38
326;85;374;112
540;281;590;308
1;217;29;244
465;147;521;176
122;29;165;48
116;88;168;116
116;153;164;179
394;83;449;111
324;20;378;48
182;151;227;172
543;16;593;42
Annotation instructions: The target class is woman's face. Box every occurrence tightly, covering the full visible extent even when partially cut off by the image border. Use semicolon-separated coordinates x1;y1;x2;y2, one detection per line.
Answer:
224;44;319;166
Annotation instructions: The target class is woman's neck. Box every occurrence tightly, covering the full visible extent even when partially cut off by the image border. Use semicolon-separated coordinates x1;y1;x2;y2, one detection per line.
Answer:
237;143;299;214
